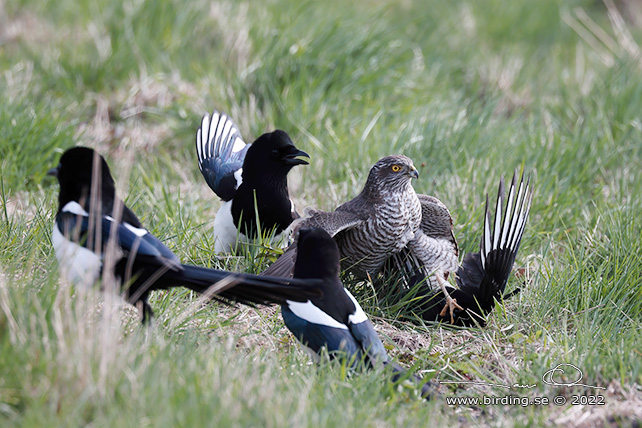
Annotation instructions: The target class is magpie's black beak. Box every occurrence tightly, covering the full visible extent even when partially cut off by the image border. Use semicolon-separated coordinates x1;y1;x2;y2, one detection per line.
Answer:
47;166;59;178
283;149;310;166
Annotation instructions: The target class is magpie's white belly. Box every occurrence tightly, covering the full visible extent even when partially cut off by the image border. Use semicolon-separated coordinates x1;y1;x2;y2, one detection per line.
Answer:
213;201;247;253
52;224;102;289
213;201;292;253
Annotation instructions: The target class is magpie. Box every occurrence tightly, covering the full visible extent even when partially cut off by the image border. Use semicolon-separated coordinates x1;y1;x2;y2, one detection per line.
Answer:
281;227;432;399
408;172;533;326
195;109;309;253
49;147;322;324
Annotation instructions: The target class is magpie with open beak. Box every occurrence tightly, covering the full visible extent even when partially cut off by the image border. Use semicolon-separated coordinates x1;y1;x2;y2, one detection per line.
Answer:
195;110;309;253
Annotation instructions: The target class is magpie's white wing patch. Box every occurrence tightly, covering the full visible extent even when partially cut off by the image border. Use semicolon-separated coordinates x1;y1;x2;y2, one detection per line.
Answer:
123;222;148;237
61;201;89;216
285;300;349;330
345;289;368;324
104;215;148;238
233;168;243;188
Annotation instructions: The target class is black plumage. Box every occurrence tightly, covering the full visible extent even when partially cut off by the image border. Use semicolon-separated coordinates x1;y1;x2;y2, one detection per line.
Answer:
50;147;321;323
196;110;309;253
281;228;432;399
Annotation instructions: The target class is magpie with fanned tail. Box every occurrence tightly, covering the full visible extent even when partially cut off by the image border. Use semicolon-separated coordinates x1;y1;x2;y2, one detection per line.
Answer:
281;227;433;399
195;109;309;253
405;171;533;327
49;147;322;324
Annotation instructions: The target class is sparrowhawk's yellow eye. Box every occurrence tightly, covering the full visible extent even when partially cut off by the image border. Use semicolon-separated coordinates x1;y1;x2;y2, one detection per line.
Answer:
391;165;401;172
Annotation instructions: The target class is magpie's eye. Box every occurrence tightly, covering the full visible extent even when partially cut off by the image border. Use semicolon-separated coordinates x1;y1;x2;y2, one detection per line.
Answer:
272;149;280;157
391;165;402;172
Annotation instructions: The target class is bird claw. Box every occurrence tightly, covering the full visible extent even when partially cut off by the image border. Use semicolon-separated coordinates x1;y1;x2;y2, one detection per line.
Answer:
439;296;464;324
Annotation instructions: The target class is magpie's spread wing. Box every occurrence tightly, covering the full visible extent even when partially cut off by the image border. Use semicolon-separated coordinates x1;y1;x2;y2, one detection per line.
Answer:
412;171;533;326
56;207;181;270
456;171;533;295
196;110;249;201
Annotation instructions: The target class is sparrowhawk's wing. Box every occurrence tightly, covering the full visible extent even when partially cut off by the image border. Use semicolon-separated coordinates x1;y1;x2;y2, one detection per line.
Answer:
262;195;371;278
416;194;458;255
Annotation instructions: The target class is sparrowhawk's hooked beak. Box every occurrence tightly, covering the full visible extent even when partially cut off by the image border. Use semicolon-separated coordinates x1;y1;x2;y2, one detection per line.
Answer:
408;165;419;180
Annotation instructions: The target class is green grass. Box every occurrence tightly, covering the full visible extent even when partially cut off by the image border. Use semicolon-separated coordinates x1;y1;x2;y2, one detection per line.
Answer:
2;0;642;426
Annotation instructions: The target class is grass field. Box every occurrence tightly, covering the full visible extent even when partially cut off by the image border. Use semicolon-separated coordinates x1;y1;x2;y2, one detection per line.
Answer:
2;0;642;426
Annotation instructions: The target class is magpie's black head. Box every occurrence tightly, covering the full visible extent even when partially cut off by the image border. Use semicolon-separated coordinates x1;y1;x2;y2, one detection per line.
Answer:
293;227;341;281
243;130;309;179
364;155;418;196
49;147;116;209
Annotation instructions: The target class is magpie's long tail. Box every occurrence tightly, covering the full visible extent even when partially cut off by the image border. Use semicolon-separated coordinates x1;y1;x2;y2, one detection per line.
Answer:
416;170;533;326
175;264;323;305
128;262;323;307
384;361;433;400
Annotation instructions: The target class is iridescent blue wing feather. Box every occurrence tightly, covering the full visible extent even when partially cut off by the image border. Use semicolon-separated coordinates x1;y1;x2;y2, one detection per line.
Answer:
196;110;249;201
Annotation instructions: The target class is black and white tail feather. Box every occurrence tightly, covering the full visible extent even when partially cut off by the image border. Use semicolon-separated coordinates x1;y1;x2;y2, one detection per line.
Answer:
415;170;533;326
